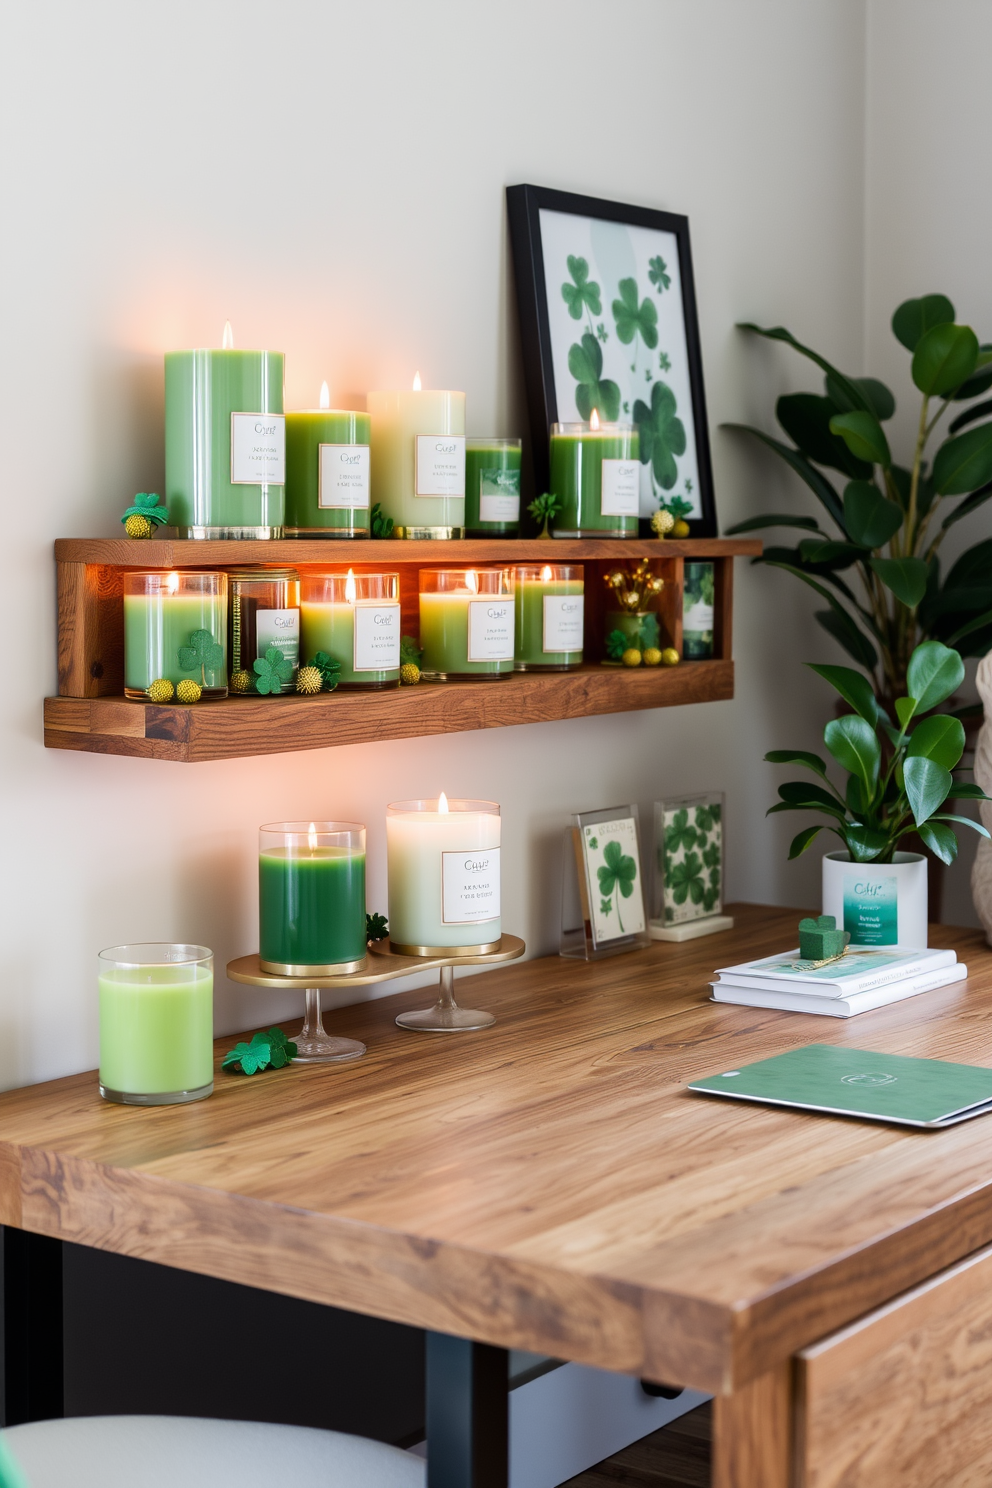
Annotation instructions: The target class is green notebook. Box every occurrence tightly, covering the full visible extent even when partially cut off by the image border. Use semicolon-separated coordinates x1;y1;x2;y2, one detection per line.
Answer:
689;1044;992;1128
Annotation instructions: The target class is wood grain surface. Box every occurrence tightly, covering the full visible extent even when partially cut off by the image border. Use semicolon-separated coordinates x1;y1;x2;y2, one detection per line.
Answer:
54;537;762;565
3;905;992;1397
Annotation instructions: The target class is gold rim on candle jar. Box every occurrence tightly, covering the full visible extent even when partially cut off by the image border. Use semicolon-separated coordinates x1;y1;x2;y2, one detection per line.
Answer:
386;940;503;959
394;525;465;539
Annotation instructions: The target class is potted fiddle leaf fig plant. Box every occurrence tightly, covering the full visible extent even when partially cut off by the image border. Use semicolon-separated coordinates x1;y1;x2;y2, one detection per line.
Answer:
767;641;991;946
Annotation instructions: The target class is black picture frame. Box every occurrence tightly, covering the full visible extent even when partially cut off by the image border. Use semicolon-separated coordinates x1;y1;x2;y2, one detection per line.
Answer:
507;184;717;538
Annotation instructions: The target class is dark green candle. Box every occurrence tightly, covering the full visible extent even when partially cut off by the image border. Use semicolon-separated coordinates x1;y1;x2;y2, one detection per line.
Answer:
285;392;371;537
259;822;366;974
549;420;639;537
464;438;522;536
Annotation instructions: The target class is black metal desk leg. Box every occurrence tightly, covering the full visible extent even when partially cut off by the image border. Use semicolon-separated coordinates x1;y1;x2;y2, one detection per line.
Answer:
426;1332;508;1488
0;1227;64;1426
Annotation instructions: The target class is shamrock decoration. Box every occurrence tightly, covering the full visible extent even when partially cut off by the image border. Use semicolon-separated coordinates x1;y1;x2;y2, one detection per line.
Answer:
665;808;697;853
662;495;693;523
658;351;672;372
400;636;423;667
528;491;562;538
121;492;169;538
612;278;659;358
253;646;293;695
178;629;224;687
648;256;671;292
222;1027;298;1075
587;836;598;850
371;502;394;538
605;629;629;661
308;651;342;691
633;380;687;492
596;322;608;343
669;850;705;906
561;256;602;324
568;333;621;422
696;803;720;833
597;839;638;931
366;911;389;942
600;898;612;918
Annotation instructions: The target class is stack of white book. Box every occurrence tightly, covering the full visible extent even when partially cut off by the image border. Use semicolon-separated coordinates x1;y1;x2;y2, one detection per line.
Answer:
710;945;967;1018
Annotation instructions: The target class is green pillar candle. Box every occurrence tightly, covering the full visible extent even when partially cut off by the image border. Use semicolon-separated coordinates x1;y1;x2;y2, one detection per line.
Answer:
512;564;584;670
259;822;367;974
165;324;285;537
683;561;715;658
123;571;228;698
98;944;214;1105
464;438;522;537
300;571;401;688
549;420;640;537
419;568;513;679
286;387;371;537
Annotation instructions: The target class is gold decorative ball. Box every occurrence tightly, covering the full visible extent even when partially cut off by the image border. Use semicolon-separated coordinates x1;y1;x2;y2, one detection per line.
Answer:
673;519;690;538
650;509;675;537
296;665;323;695
661;647;680;667
176;678;202;703
147;678;174;702
229;670;253;694
622;648;643;668
124;513;152;539
400;663;421;685
642;647;662;667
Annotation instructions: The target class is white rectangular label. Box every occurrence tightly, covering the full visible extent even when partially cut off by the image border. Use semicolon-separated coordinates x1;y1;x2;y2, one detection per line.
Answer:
684;601;714;632
600;458;639;516
353;602;401;671
255;608;299;669
543;594;584;653
478;468;521;523
319;444;370;508
230;412;286;485
442;847;501;924
416;435;466;497
467;598;513;662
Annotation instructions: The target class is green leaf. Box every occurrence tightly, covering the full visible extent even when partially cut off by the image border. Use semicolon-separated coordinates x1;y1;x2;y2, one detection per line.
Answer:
903;755;953;825
826;376;896;422
736;323;871;411
946;782;990;801
787;824;830;859
813;608;879;670
948;397;992;435
777;781;847;815
400;636;422;666
911;322;979;396
606;629;628;660
932;813;992;837
724;514;823;535
842;481;903;548
906;640;965;712
569;332;621;422
895;696;917;729
824;713;881;799
941;482;992;530
829;411;891;469
178;628;224;674
798;539;866;568
806;663;882;724
918;821;958;864
597;837;638;899
765;749;830;778
648;256;670;292
633;381;686;490
891;294;955;352
370;502;394;538
950;344;992;401
868;556;929;607
722;424;846;531
366;911;389;941
844;824;890;861
905;714;966;769
562;256;601;319
776;393;871;478
933;422;992;495
612;278;658;349
253;646;294;696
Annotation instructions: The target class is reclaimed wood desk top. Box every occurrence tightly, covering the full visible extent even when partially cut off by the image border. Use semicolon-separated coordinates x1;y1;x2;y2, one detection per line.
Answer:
3;904;992;1397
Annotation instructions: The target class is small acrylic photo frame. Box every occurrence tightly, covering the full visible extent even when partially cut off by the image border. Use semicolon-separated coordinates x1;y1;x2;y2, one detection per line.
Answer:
561;805;650;961
650;791;734;942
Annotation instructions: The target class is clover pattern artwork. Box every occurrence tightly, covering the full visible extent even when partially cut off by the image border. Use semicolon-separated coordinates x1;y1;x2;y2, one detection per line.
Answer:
582;817;646;944
658;797;723;924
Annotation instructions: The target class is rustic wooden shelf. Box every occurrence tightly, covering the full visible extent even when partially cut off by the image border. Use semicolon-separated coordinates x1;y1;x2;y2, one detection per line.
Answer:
47;535;758;761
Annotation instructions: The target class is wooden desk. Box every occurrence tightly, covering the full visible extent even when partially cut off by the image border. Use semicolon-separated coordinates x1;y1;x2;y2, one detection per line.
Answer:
2;903;992;1486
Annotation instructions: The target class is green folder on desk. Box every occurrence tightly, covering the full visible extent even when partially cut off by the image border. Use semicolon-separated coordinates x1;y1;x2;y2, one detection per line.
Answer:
689;1043;992;1128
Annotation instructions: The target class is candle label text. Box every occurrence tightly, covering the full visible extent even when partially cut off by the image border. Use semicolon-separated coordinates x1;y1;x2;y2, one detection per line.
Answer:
600;458;639;517
467;599;514;662
319;444;371;508
543;594;584;653
442;848;501;924
255;609;300;671
231;412;286;485
354;602;401;671
416;435;466;498
478;467;520;523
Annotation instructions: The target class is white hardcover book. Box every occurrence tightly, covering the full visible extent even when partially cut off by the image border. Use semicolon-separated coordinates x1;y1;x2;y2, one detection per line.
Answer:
710;962;968;1018
714;945;956;998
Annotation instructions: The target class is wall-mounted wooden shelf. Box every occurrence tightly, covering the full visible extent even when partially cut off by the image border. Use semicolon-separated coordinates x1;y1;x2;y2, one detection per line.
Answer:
46;535;759;761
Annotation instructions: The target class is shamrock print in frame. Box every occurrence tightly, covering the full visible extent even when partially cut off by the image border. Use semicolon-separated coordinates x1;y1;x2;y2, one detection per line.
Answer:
650;792;734;943
561;805;650;961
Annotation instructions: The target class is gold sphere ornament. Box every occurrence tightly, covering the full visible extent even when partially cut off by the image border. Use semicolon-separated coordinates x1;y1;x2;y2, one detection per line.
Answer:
622;648;642;668
229;670;253;695
642;647;662;667
661;647;680;667
650;509;675;538
672;519;690;538
296;665;323;695
124;513;152;539
176;679;202;703
147;678;174;702
400;663;421;685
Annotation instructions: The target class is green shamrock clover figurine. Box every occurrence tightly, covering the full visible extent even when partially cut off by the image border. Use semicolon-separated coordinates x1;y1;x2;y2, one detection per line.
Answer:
309;651;342;692
223;1027;297;1076
528;492;562;539
366;911;388;942
253;646;293;695
371;502;394;538
178;629;224;688
121;492;169;538
597;839;638;932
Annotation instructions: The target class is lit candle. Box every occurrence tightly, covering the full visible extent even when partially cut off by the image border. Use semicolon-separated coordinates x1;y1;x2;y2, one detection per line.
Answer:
386;794;501;954
98;944;214;1105
165;322;286;538
512;563;584;670
259;821;367;974
285;381;372;537
548;411;640;537
123;570;228;698
368;371;466;538
419;568;513;679
300;569;401;688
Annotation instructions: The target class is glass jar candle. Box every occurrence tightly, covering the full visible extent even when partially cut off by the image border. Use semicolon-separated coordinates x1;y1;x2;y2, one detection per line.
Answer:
259;821;367;975
299;571;401;688
227;568;300;692
386;797;501;955
549;420;640;537
98;944;214;1105
683;561;715;658
513;564;584;671
124;571;228;700
464;438;522;536
368;380;466;538
419;569;513;680
285;388;371;537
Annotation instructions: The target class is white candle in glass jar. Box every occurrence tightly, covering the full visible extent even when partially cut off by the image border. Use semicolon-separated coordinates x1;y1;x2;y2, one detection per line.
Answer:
368;372;466;536
386;795;501;952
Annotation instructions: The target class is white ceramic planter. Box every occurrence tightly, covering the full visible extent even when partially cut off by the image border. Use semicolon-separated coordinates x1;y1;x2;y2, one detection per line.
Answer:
822;851;928;949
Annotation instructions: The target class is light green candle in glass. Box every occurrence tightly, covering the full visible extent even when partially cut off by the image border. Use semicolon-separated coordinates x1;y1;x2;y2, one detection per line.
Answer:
123;571;228;698
513;564;584;670
549;420;639;537
98;945;214;1105
299;571;400;687
286;386;371;537
419;569;513;679
464;438;522;536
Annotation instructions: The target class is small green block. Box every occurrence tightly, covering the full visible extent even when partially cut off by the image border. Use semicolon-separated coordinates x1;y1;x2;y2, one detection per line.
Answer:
798;914;850;961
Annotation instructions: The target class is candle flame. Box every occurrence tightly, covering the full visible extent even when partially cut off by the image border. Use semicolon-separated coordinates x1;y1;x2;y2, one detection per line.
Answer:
222;321;234;350
541;565;553;582
412;371;422;391
166;571;179;594
438;791;449;814
345;568;357;603
319;380;330;410
465;570;478;594
308;821;318;851
590;407;600;431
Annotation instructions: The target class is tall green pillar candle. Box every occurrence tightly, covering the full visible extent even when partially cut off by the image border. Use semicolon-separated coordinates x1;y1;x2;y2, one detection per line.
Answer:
286;386;371;537
300;571;401;687
549;420;639;537
419;568;513;679
165;324;285;537
259;822;367;974
683;561;715;658
512;564;584;670
464;438;522;536
98;944;214;1105
123;571;228;698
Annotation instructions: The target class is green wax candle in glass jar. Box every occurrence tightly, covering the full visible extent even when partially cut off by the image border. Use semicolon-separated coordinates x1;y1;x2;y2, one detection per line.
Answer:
123;571;228;699
285;383;371;537
419;569;513;679
98;944;214;1106
683;561;715;658
513;564;584;671
259;821;367;975
464;438;522;536
299;570;401;688
549;416;639;537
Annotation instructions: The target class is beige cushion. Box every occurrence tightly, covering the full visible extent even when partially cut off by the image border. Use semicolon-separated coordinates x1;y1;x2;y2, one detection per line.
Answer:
2;1415;425;1488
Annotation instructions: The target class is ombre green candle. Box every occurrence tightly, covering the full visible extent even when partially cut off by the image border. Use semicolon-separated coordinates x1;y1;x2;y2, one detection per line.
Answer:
300;571;400;687
259;822;367;975
549;419;639;537
464;438;522;536
98;945;214;1105
419;568;513;679
286;385;371;537
513;564;584;670
123;571;228;698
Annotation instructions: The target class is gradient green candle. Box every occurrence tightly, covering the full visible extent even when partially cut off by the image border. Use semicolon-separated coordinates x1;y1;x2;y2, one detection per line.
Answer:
464;438;522;536
286;387;371;537
548;420;639;537
98;945;214;1105
259;822;367;974
419;569;513;679
299;571;400;687
123;571;228;698
513;564;584;670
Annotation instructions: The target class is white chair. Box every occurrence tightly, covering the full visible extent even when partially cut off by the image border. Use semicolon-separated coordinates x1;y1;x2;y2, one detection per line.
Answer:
0;1415;426;1488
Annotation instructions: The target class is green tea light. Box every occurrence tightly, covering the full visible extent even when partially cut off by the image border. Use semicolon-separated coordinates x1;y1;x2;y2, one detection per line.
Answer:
98;944;214;1105
419;568;513;679
465;438;522;536
259;821;367;975
513;564;584;671
285;384;371;537
124;570;228;699
549;418;639;538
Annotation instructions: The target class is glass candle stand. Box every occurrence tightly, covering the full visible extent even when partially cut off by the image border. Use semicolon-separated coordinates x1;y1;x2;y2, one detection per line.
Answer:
549;421;640;537
124;571;228;699
368;384;466;537
513;564;584;671
285;399;371;537
683;561;715;658
299;571;401;688
464;438;522;536
227;568;300;691
98;944;214;1105
419;569;513;679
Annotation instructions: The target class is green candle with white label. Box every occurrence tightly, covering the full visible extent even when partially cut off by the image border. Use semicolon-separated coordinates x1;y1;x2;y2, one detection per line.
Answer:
419;569;513;679
300;571;400;687
464;438;522;536
549;420;639;537
513;564;584;670
259;822;366;974
286;386;371;537
123;571;228;698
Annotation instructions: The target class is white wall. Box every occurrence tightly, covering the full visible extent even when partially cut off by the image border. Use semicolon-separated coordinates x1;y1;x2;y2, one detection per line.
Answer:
1;0;871;1086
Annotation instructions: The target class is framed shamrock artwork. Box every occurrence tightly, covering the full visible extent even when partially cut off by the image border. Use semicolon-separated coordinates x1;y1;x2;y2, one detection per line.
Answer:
561;805;650;961
507;183;716;536
650;792;734;943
